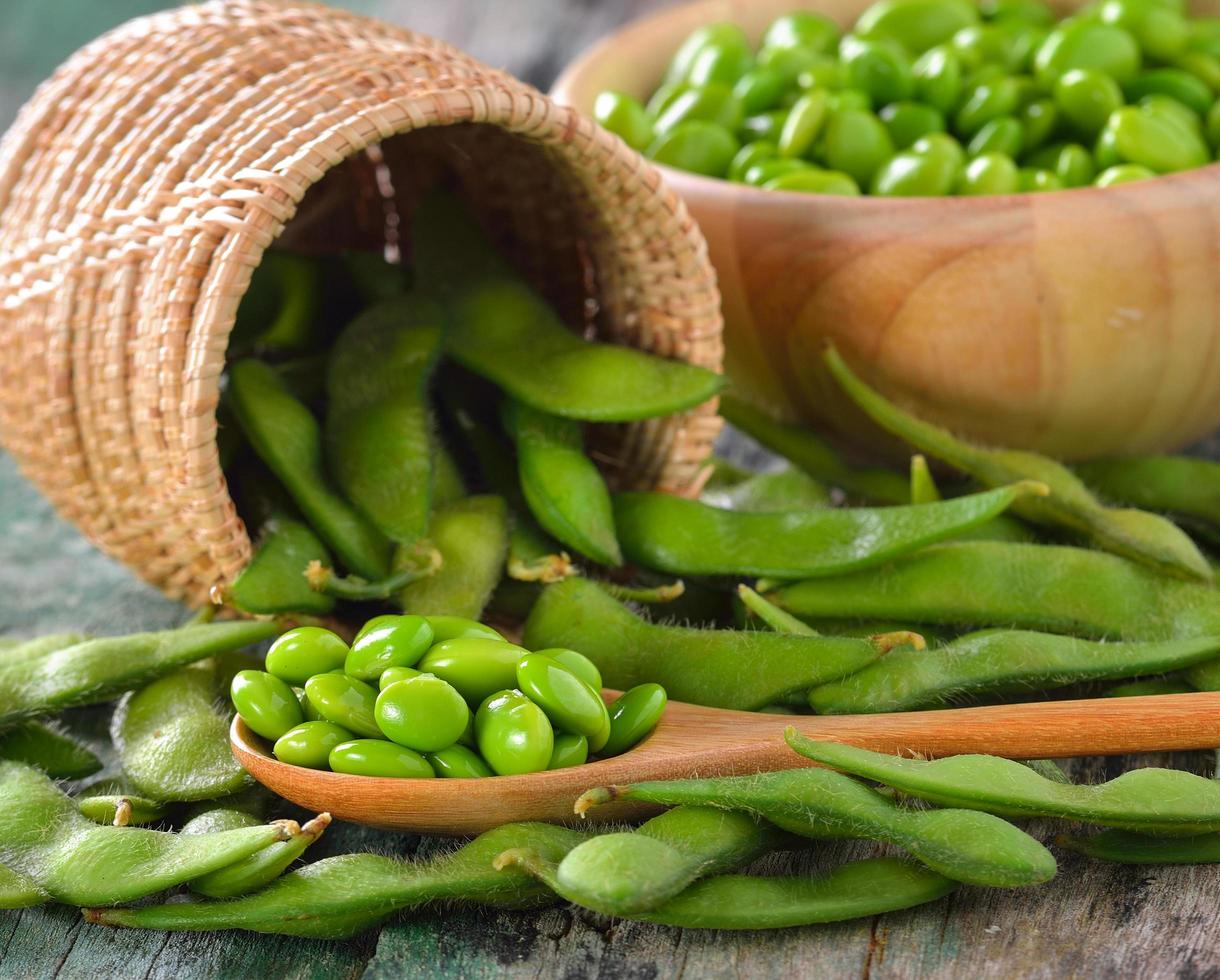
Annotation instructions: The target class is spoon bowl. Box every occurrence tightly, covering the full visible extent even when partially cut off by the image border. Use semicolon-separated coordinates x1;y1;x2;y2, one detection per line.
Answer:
232;690;1220;834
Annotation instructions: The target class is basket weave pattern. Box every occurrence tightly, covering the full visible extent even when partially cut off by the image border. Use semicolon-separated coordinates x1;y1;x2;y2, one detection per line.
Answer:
0;0;724;604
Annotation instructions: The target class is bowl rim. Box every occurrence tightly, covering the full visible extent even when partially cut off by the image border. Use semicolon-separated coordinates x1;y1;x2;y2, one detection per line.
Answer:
550;0;1220;205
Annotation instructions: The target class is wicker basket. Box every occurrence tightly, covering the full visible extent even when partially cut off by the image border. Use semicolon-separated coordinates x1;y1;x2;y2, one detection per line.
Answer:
0;0;724;606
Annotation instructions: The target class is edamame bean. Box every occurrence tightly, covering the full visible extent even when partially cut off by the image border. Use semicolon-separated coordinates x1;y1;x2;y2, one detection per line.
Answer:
654;85;743;135
425;616;504;644
824;346;1212;580
648;120;740;176
1018;98;1058;151
612;482;1036;578
593;90;653;149
840;36;915;104
378;666;422;690
871;148;959;194
733;68;786;114
345;615;432;682
967;116;1023;157
548;733;589;770
303;673;381;739
1101;103;1210;172
744;158;812;185
577;766;1056;887
329;740;435;778
265;627;348;685
1033;21;1142;87
232;670;304;741
1017;167;1062;191
1100;0;1188;61
418;637;530;705
777;90;829;157
1126;68;1212;114
475;690;554;775
375;675;470;752
728;139;778;181
880;100;947;148
912;45;964;112
427;744;494;778
1094;163;1157;184
856;0;979;54
601;684;667;756
516;652;610;748
540;648;603;692
116;660;249;801
524;577;884;710
954;76;1022;135
739;109;789;143
1054;69;1125;135
786;734;1220;834
0;762;289;907
958;152;1020;194
763;169;862;194
764;11;841;55
821;107;896;185
273;721;353;768
808;629;1220;713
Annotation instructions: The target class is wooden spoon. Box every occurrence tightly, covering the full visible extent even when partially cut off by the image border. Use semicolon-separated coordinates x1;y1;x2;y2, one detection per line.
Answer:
232;691;1220;835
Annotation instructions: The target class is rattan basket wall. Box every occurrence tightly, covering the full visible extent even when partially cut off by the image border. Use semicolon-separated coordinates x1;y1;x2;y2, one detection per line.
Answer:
0;0;724;606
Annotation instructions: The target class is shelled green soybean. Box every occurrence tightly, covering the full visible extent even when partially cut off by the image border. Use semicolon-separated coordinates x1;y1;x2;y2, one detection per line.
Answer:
595;1;1220;195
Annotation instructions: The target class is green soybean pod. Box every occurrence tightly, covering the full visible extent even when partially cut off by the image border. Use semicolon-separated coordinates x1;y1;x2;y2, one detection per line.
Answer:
1054;68;1125;135
912;45;964;112
611;482;1036;578
345;615;433;682
265;627;349;686
324;296;444;546
304;673;381;739
427;744;494;778
77;784;169;828
0;722;101;780
821;107;897;185
0;633;88;666
115;660;249;802
329;740;435;778
593;90;653;150
503;399;621;567
524;577;885;711
958;152;1020;194
397;496;509;621
229;516;335;616
1075;455;1220;534
648;120;740;177
0;864;45;909
600;684;667;757
189;813;333;899
823;345;1212;581
418;637;530;706
475;690;554;775
1058;829;1220;864
516;652;611;746
548;733;590;770
273;721;352;769
232;670;304;741
227;359;389;580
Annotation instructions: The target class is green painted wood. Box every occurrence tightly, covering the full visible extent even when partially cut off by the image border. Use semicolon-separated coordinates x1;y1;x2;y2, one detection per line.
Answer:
2;1;1220;976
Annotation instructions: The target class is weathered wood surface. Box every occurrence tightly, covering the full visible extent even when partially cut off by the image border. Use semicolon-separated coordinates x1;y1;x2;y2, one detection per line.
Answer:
2;2;1219;977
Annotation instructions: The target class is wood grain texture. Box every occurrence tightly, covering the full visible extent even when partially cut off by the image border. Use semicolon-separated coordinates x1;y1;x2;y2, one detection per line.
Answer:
2;2;1220;978
553;0;1220;462
235;693;1220;834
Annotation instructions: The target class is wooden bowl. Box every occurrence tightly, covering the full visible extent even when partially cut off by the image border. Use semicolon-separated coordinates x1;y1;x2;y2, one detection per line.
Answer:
553;0;1220;461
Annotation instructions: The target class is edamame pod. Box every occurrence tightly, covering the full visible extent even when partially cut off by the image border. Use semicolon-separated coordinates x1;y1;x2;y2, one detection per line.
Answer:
824;346;1212;580
700;465;830;511
0;721;101;779
229;515;335;615
324;295;444;545
504;399;621;566
185;811;333;898
523;578;885;710
786;734;1220;834
1075;455;1220;537
1058;829;1220;864
613;482;1037;578
0;633;88;666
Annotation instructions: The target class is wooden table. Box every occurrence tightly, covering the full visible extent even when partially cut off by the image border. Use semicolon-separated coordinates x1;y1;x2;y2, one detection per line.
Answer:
1;2;1218;976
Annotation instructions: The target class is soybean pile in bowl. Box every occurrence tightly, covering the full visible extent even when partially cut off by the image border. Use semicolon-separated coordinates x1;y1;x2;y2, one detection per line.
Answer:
552;0;1220;462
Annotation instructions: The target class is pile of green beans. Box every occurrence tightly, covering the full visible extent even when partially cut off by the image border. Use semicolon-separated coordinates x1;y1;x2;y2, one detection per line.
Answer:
596;2;1220;195
234;615;664;778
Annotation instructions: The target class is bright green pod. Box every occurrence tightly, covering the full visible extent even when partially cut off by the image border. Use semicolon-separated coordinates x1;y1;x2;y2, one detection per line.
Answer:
1034;21;1142;87
1018;98;1058;152
273;721;353;768
375;675;470;753
265;627;349;686
345;615;433;682
0;864;45;909
1095;163;1158;185
189;813;332;899
778;89;830;157
1103;104;1210;171
821;107;896;185
732;68;786;115
871;148;959;194
958;152;1021;194
1058;829;1220;864
77;784;170;827
425;616;504;644
1054;68;1125;135
231;669;304;741
378;666;422;690
303;673;381;739
548;733;589;770
229;516;335;616
880;100;947;148
1099;0;1188;61
593;90;653;150
856;0;979;54
1126;68;1212;115
539;648;603;693
504;398;621;567
840;36;916;104
475;690;555;775
0;722;101;780
516;653;611;745
966;116;1023;157
912;45;963;112
600;684;667;758
324;295;444;547
728;139;778;181
954;76;1022;135
647;120;740;177
427;744;494;778
329;740;434;778
228;251;322;355
763;11;841;54
418;638;531;706
653;84;743;136
763;169;862;194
